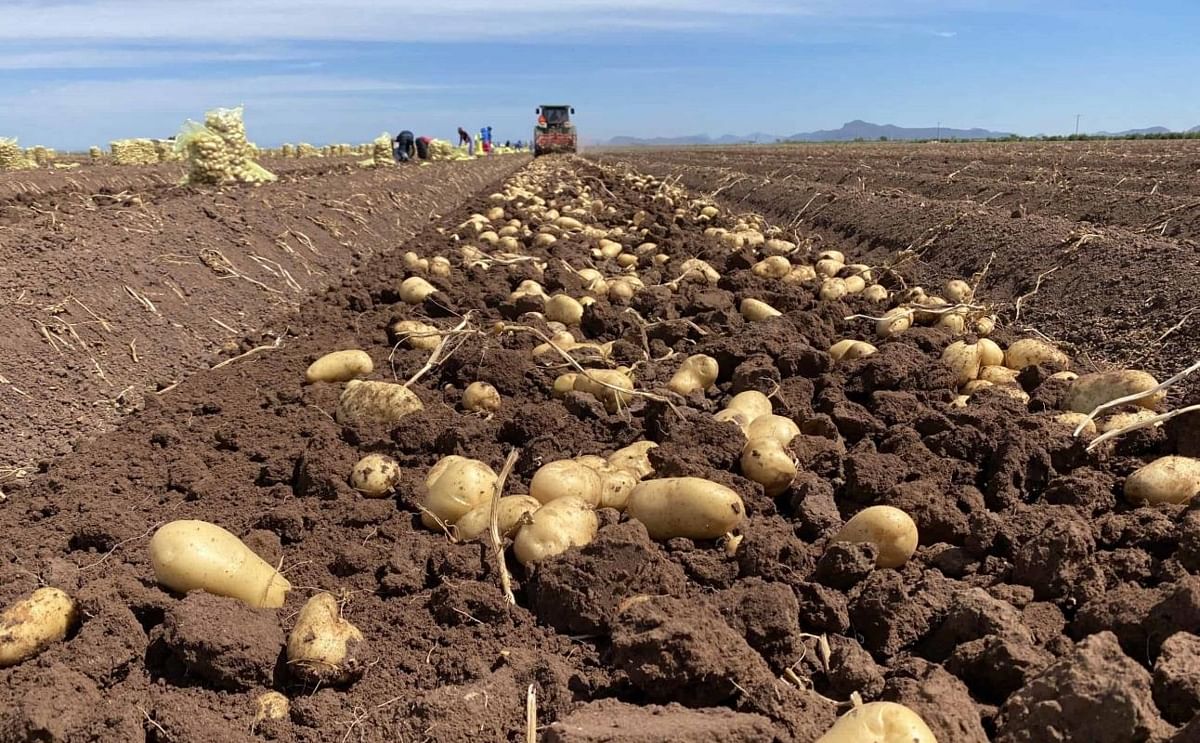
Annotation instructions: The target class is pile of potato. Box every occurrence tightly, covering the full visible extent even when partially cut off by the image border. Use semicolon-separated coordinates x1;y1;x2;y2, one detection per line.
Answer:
0;137;35;171
110;138;159;165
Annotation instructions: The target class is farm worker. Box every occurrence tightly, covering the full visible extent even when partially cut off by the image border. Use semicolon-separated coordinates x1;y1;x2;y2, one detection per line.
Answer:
474;133;483;156
457;127;470;146
394;130;415;162
415;136;432;160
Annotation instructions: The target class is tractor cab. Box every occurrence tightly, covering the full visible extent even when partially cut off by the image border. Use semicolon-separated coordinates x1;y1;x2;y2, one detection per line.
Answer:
534;105;577;156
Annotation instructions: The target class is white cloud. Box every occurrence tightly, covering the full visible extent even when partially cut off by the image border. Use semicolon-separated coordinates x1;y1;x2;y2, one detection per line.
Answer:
933;30;958;37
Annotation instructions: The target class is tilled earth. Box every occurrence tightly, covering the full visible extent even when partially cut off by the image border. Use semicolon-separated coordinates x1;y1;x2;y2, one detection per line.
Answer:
1;153;1199;742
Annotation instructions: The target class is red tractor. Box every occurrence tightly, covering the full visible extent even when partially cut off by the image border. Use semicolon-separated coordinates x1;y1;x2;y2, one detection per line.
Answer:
534;105;577;156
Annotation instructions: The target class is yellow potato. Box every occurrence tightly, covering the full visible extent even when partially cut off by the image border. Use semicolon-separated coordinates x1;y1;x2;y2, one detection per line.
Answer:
253;692;289;725
862;284;889;302
0;587;78;668
763;238;796;256
1099;409;1162;432
740;298;782;322
876;308;913;338
978;365;1019;385
962;379;993;394
429;256;452;277
752;256;792;279
818;250;846;264
349;453;402;497
1052;412;1096;435
462;381;501;413
1065;370;1163;414
713;390;773;431
912;296;949;324
833;505;918;569
545;294;584;325
422;456;498;528
1124;456;1200;505
513;496;599;565
1049;371;1079;382
149;520;291;608
974;315;996;336
942;340;982;386
530;459;603;506
843;275;867;294
741;438;797;496
935;313;965;335
607;441;658;480
783;265;818;284
829;339;878;362
819;277;848;301
305;350;373;384
745;414;800;446
287;593;365;685
977;338;1004;368
676;258;720;285
555;216;584;230
668;354;720;396
1005;338;1070;371
944;279;973;303
815;701;937;743
454;495;541;541
399;276;438;304
626;477;745;540
392;320;441;351
336;380;424;426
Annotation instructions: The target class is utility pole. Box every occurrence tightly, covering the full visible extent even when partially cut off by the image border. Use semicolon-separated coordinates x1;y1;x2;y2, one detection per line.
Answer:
1074;114;1081;135
936;121;941;141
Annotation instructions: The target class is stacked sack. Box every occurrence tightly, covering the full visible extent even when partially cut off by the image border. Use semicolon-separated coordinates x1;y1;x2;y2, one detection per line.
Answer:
111;139;158;165
297;143;319;158
281;143;296;158
88;146;102;162
0;138;36;171
175;106;276;185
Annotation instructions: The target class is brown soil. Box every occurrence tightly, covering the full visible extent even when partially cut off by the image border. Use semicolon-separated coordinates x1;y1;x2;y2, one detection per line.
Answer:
0;150;1198;742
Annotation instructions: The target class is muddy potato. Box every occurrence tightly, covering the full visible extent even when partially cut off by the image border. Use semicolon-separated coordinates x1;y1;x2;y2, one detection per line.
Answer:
305;350;373;384
626;477;745;541
607;441;658;480
668;354;719;396
829;339;877;362
977;338;1004;368
149;520;291;608
763;238;796;256
783;265;818;284
462;381;501;414
1065;370;1163;414
819;277;848;301
569;368;634;413
349;453;401;497
713;390;773;431
454;495;541;541
1005;338;1070;371
862;284;889;303
336;380;424;426
1053;411;1096;435
833;505;919;569
818;250;845;264
843;275;867;294
745;414;801;446
530;459;603;506
961;379;993;394
944;279;973;303
429;256;452;277
545;294;584;325
422;456;498;528
740;298;782;322
935;312;965;335
741;439;797;496
287;593;365;685
253;692;289;725
1050;370;1079;382
942;340;982;386
391;319;441;351
876;307;913;338
752;256;792;278
0;587;79;668
815;701;937;743
676;258;721;285
1124;456;1200;505
399;276;437;304
1099;408;1162;432
594;464;639;510
978;365;1019;385
974;315;996;336
513;496;599;565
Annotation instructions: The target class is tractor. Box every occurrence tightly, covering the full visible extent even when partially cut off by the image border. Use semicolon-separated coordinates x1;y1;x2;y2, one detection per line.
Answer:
533;105;577;156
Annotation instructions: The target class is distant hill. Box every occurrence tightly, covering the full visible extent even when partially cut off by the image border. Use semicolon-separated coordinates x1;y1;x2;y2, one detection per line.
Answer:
605;133;777;146
785;120;1013;141
1190;125;1200;133
1092;126;1172;136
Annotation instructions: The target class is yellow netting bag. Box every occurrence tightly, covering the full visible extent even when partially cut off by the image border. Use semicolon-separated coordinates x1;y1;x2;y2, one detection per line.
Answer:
370;133;393;167
175;107;276;185
88;146;102;161
0;137;36;171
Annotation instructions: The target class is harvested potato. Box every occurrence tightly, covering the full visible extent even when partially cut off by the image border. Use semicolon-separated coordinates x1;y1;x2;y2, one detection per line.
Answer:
1049;371;1079;382
832;505;919;569
422;456;498;528
149;520;291;608
1053;411;1097;435
462;381;501;414
741;438;796;496
1065;370;1163;414
745;414;801;445
977;338;1004;368
545;294;584;325
349;453;401;497
818;250;846;264
763;238;796;255
626;477;745;540
752;256;791;279
305;350;373;384
513;496;599;565
740;298;782;322
978;365;1019;385
974;315;996;336
816;258;844;278
1099;409;1162;432
0;587;79;668
783;265;818;284
336;380;424;426
676;258;720;285
429;256;452;277
815;701;937;743
876;307;913;338
912;296;948;324
399;276;437;304
942;340;982;386
819;278;848;301
944;279;973;303
253;692;289;725
607;441;658;480
1124;456;1200;505
594;465;639;510
843;275;866;294
608;276;644;302
556;368;634;413
287;593;365;685
454;495;541;541
668;354;719;396
961;380;993;394
392;319;441;351
829;339;877;362
713;390;773;431
530;459;603;506
862;284;889;302
990;384;1031;404
1005;338;1070;371
950;394;970;408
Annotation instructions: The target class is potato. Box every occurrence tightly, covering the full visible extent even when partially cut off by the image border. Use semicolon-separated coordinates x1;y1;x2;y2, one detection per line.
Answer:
815;701;937;743
740;298;782;322
978;365;1019;385
555;216;584;230
616;253;638;268
513;496;599;565
745;414;801;446
595;239;623;259
577;268;608;294
403;251;429;271
531;459;603;506
287;593;365;685
818;250;845;264
832;505;918;569
741;439;797;496
1124;456;1200;505
961;379;993;394
392;319;441;351
462;381;501;414
829;339;877;362
607;441;658;480
862;284;889;302
783;265;818;284
479;230;499;245
399;276;437;304
676;258;720;285
713;390;773;431
1053;411;1096;435
608;276;643;301
569;368;635;413
1005;338;1070;371
349;453;401;497
253;691;289;725
990;384;1031;404
846;264;874;282
942;340;982;386
944;279;973;303
149;520;292;608
0;587;79;668
1050;370;1079;382
668;354;719;396
1065;370;1163;414
876;307;913;338
454;495;541;541
429;256;452;277
819;277;848;301
336;380;424;426
1099;409;1161;433
752;256;791;279
977;338;1004;368
843;275;867;294
950;394;970;408
763;238;796;256
305;350;373;384
596;465;639;510
626;477;745;540
974;315;996;336
912;296;948;324
545;294;584;325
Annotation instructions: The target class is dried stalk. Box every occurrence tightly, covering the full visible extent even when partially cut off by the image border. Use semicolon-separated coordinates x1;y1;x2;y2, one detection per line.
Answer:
490;449;521;606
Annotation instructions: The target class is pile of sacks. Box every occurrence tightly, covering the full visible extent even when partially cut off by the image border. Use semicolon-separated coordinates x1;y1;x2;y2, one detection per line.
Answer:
0;138;35;171
111;139;159;165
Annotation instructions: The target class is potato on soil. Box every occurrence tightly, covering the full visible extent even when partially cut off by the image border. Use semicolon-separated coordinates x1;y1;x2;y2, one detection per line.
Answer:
1098;409;1161;432
942;340;982;386
819;277;848;301
1064;369;1163;414
1052;412;1096;435
399;276;437;304
149;520;291;608
829;339;877;362
454;495;541;541
422;456;498;528
740;297;782;322
391;319;441;351
977;338;1004;367
944;278;973;303
752;256;791;278
876;307;913;338
349;453;402;497
1005;338;1070;371
862;284;889;302
815;701;937;743
745;414;800;446
607;441;658;480
287;593;365;685
555;368;634;413
1123;456;1200;505
513;496;599;565
545;294;584;325
595;465;639;510
667;354;719;396
832;505;918;569
253;691;289;724
0;587;79;668
625;477;745;541
741;438;797;496
305;349;373;384
462;381;501;413
336;380;424;426
530;459;603;507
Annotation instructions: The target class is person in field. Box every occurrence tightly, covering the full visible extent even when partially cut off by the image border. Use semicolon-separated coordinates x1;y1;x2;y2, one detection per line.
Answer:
458;127;471;146
394;130;415;162
415;136;432;160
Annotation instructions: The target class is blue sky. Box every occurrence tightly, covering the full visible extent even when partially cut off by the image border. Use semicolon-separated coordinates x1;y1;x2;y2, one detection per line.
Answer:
2;0;1198;149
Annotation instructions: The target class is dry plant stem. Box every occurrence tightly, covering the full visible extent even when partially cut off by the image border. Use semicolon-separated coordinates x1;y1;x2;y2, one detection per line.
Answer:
525;684;537;743
1086;403;1200;451
490;448;522;606
1073;357;1200;436
1013;266;1061;322
403;313;474;388
843;302;982;322
210;336;285;370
